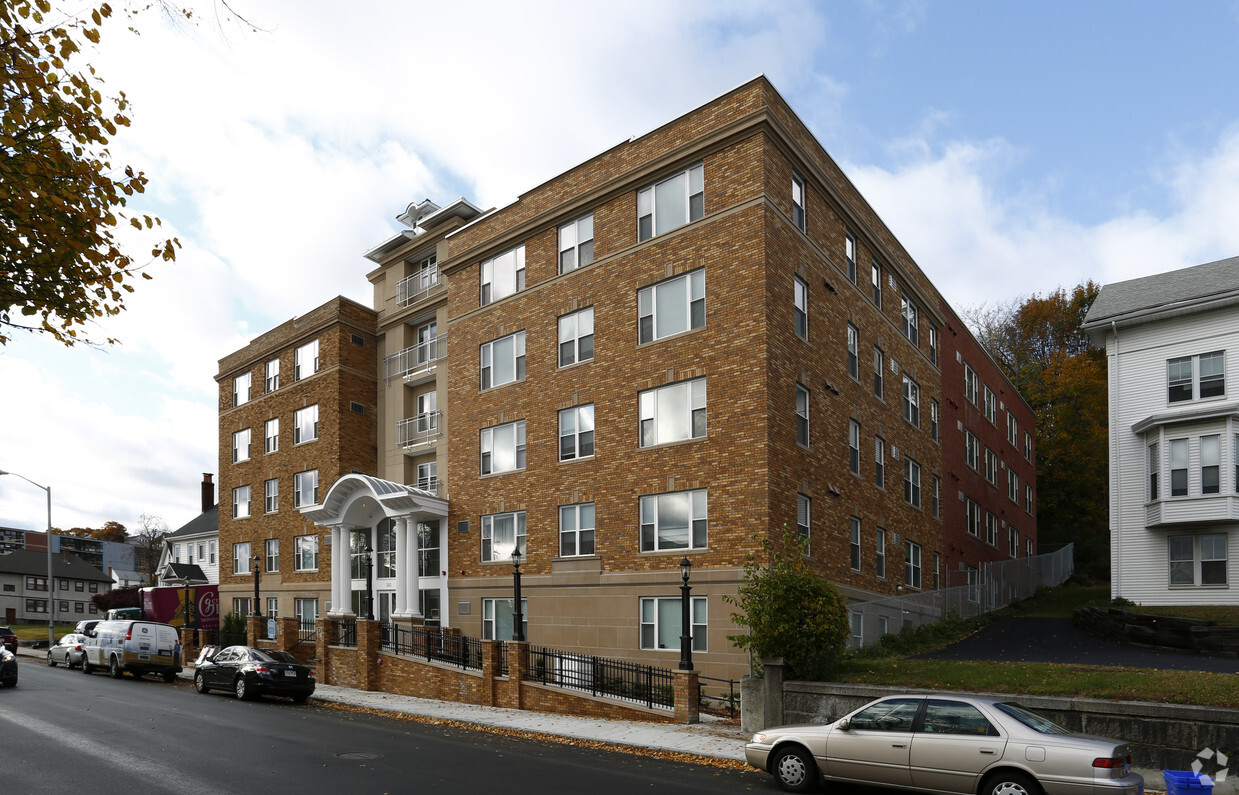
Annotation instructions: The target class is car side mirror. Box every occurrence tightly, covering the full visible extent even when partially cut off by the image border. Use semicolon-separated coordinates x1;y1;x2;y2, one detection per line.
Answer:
837;718;850;731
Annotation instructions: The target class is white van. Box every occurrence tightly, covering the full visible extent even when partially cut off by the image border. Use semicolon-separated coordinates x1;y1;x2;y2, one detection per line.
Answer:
81;620;182;682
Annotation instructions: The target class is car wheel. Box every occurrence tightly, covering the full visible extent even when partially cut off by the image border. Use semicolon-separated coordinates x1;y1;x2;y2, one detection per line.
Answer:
161;670;176;683
82;657;94;674
109;655;123;679
194;671;209;694
235;676;252;701
770;745;817;794
292;693;310;705
47;651;56;667
984;771;1041;795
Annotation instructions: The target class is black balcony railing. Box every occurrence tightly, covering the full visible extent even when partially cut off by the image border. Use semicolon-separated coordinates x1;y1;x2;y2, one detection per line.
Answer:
527;646;673;709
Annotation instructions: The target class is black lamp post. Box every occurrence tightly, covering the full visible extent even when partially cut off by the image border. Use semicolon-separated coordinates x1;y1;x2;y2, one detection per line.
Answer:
678;557;693;671
252;555;262;620
363;543;375;620
510;544;525;642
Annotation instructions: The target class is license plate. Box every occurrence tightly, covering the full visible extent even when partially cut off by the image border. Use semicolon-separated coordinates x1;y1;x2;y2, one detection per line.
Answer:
139;654;150;660
284;670;297;677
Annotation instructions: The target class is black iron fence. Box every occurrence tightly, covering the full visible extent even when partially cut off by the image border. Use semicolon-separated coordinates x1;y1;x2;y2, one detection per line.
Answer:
333;619;357;648
380;623;482;671
698;674;739;718
527;646;674;710
198;630;247;649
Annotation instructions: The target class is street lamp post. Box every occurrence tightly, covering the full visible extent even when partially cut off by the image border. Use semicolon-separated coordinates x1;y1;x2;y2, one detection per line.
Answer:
678;557;693;671
510;545;524;642
252;555;262;620
363;544;375;620
0;470;54;647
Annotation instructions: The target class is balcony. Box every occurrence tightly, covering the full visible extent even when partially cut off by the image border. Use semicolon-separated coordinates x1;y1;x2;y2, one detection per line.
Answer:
386;334;447;384
1145;495;1239;528
396;266;441;307
415;476;439;495
398;411;441;449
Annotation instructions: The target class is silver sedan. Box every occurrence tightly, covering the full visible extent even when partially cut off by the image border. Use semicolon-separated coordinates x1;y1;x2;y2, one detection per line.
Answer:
745;694;1144;795
46;633;89;668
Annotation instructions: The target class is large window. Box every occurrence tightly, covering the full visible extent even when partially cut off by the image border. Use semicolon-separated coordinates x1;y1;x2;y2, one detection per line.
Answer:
294;404;318;444
966;431;979;469
847;323;859;379
481;420;527;474
294;339;318;381
904;457;921;508
966;498;981;537
1168;351;1226;403
558;307;594;367
264;478;278;514
1169;534;1227;586
902;374;920;427
559;405;595;461
265;358;279;393
845;230;857;281
232;485;250;519
233;372;251;407
481;511;526;562
295;598;318;630
849;517;861;571
901;294;919;344
849;419;861;474
795;385;810;447
984;448;998;484
481;331;526;390
482;597;528;641
637;162;703;241
964;363;978;405
793;275;808;339
640;378;706;447
481;244;526;305
638;269;705;344
928;325;938;365
640;596;706;651
1008;470;1019;503
791;172;806;231
640;489;707;552
1148;442;1159;500
232;428;251;463
1202;435;1221;494
559;503;595;557
418;521;440;578
985;512;998;546
265;538;279;572
232;542;251;575
873;347;884;398
870;260;882;307
984;387;996;424
905;541;922;588
1170;439;1188;497
265;418;279;454
294;469;318;507
294;534;318;571
1007;414;1018;446
558;213;594;273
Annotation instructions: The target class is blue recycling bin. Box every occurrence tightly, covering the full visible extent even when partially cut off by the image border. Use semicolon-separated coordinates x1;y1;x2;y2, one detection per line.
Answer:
1163;771;1214;795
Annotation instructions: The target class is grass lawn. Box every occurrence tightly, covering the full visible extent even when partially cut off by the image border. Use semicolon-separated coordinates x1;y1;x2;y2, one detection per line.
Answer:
832;582;1239;710
9;623;77;642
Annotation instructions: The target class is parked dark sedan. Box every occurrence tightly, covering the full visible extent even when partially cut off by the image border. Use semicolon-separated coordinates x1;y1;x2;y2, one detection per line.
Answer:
193;645;315;703
0;626;18;653
0;647;17;687
47;633;89;668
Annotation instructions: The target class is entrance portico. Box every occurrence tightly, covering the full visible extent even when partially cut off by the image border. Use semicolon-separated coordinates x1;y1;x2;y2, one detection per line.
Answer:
301;473;447;621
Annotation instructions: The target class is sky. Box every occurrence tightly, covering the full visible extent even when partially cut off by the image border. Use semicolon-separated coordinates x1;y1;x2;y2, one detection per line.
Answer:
4;0;1239;535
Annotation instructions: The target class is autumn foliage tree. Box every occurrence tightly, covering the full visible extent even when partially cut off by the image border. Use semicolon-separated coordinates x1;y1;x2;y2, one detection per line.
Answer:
967;282;1109;576
0;0;179;346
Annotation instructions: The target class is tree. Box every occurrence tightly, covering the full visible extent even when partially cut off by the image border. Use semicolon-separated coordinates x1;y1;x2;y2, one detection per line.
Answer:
966;282;1109;576
130;513;168;582
62;520;126;541
726;527;851;680
92;583;140;612
1;0;180;347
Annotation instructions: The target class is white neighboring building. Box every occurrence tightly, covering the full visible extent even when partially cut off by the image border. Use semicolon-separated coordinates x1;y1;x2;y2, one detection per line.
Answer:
156;474;220;586
1084;256;1239;604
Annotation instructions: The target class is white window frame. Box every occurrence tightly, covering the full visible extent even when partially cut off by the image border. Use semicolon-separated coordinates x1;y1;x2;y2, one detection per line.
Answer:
232;428;251;463
559;404;595;461
985;512;998;546
902;373;920;427
1202;434;1221;495
480;244;526;306
265;538;279;572
795;384;810;447
966;498;981;536
874;436;885;488
871;259;882;307
639;595;706;652
1170;438;1189;497
639;489;707;552
1168;351;1226;403
232;541;251;576
873;346;884;398
932;474;941;518
1148;441;1159;500
559;503;595;557
481;420;526;475
904;456;921;508
793;275;808;340
294;339;318;381
846;323;858;379
905;540;922;589
294;534;318;571
264;478;278;514
876;528;886;579
481;331;526;390
930;398;939;442
1007;414;1018;446
638;269;705;344
233;372;251;407
294;404;319;444
849;419;861;475
966;431;979;469
558;306;594;367
232;485;250;519
481;511;526;562
265;358;279;393
265;418;279;454
294;469;318;508
964;363;978;405
984;448;998;484
845;230;857;282
1008;470;1019;503
637;162;703;242
791;171;806;231
1009;527;1019;559
1169;534;1228;587
797;493;810;550
640;378;706;448
850;516;861;571
417;461;438;494
1025;483;1034;514
558;213;594;273
901;294;919;345
482;597;529;641
928;325;938;365
984;387;996;424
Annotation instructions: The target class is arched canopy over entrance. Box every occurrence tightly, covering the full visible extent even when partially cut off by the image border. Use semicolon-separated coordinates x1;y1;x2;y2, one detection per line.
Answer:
301;474;447;618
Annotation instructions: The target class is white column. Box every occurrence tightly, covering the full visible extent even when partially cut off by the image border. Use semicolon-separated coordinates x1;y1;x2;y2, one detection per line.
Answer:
327;526;342;615
393;517;408;617
407;516;422;618
437;519;449;626
335;525;356;617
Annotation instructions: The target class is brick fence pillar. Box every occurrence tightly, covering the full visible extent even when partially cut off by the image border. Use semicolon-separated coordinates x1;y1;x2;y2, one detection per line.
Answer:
276;616;299;651
316;617;336;684
673;669;701;724
356;619;381;692
506;640;527;711
247;614;261;646
481;640;502;706
179;627;196;664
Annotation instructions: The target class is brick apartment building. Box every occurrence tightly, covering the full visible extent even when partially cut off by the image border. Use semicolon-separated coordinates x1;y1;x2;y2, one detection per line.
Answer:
215;77;1035;681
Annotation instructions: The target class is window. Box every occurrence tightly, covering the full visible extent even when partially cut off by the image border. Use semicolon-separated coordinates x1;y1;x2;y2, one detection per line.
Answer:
1202;435;1221;495
930;399;939;442
875;529;886;578
905;541;922;588
1009;527;1019;558
849;419;861;475
265;358;279;393
902;374;920;427
637;162;703;241
480;244;526;305
294;534;318;571
481;331;526;389
1168;351;1226;403
901;294;919;344
376;519;396;579
966;499;981;536
1169;534;1228;586
639;596;706;652
294;404;318;444
932;474;941;518
74;581;83;592
232;372;251;407
26;576;47;591
1170;438;1189;496
964;363;978;405
294;339;318;381
1007;414;1018;446
850;611;863;648
966;431;979;469
928;325;938;365
417;461;438;493
791;172;806;230
1025;484;1034;513
265;418;279;454
418;521;440;578
481;420;527;474
984;387;996;424
904;457;921;508
985;512;998;546
849;516;861;571
558;307;594;367
1148;441;1159;500
89;582;98;593
559;405;595;461
640;489;707;552
482;597;528;641
265;538;279;572
231;598;252;618
793;275;808;339
796;493;810;549
232;542;251;576
266;597;279;618
638;269;704;343
558;213;594;273
874;436;885;488
232;429;251;463
847;324;859;379
922;700;994;736
294;469;318;507
1235;433;1239;494
232;485;250;519
640;378;706;447
481;511;526;562
559;503;595;557
795;385;810;447
870;260;882;306
1024;431;1033;462
1008;470;1019;502
845;231;857;282
848;698;921;731
984;448;997;484
873;347;884;398
264;478;278;513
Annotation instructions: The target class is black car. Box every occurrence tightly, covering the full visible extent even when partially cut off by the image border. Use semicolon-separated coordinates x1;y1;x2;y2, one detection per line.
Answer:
0;626;17;653
0;647;17;687
193;645;315;703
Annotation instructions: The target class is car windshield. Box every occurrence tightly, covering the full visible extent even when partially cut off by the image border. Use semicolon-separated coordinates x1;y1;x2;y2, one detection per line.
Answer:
994;702;1070;734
